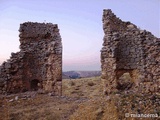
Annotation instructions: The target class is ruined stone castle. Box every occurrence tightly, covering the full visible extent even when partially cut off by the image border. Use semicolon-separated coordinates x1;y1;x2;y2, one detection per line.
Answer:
101;9;160;95
0;22;62;95
0;9;159;96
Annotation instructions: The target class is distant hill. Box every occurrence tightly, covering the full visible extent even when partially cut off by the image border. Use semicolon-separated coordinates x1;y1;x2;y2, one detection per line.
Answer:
63;71;101;79
62;73;70;79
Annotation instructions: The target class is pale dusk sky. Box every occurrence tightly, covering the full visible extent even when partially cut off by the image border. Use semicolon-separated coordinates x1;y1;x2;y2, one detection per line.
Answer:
0;0;159;71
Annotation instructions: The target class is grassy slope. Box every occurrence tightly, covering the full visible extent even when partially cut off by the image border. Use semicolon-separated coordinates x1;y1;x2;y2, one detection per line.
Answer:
0;76;160;120
62;76;103;98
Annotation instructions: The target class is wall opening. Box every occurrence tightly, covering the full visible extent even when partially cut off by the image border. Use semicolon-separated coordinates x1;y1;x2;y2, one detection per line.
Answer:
30;79;40;91
116;70;134;91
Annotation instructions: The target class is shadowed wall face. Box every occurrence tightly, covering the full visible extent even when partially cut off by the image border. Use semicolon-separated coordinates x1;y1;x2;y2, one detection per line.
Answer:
101;9;160;95
0;22;62;95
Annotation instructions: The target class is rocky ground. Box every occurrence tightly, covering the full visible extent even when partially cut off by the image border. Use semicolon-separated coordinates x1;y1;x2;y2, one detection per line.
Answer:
0;76;160;120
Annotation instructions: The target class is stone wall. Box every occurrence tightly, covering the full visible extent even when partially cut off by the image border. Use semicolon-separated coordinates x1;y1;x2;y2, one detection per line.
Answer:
0;22;62;95
101;9;160;95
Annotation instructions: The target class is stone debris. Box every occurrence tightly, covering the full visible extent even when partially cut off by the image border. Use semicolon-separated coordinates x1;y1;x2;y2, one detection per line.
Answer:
15;96;18;101
9;99;14;102
101;9;160;95
0;22;62;96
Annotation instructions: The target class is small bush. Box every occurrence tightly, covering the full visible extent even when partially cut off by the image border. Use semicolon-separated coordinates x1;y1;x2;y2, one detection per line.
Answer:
69;81;75;86
87;81;95;86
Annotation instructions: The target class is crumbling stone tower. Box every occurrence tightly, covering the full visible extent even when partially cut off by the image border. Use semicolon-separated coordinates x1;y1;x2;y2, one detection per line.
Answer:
101;9;160;95
0;22;62;95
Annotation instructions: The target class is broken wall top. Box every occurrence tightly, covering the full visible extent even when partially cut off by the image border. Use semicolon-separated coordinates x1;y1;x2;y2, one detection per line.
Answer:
19;22;60;43
19;22;62;53
102;9;156;36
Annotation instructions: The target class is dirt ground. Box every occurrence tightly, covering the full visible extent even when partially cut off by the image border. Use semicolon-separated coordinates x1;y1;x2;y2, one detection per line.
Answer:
0;77;103;120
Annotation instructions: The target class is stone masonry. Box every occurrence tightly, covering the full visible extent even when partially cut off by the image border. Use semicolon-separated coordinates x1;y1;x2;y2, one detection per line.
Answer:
0;22;62;95
101;9;160;95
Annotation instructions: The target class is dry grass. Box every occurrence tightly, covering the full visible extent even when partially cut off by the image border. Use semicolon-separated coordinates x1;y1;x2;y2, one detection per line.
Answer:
62;76;103;98
0;94;79;120
70;97;118;120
